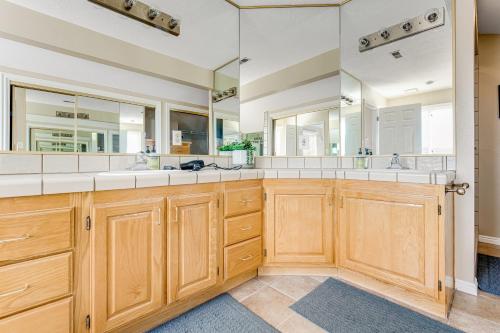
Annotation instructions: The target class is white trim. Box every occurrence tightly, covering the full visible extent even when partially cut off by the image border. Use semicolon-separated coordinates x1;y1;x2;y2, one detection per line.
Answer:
479;235;500;246
0;74;10;150
455;278;478;296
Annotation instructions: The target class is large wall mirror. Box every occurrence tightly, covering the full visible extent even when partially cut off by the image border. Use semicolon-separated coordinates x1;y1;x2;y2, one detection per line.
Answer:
239;7;341;157
341;0;454;156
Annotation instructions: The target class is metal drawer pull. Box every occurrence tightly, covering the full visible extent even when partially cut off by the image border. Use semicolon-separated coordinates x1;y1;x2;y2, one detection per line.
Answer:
239;255;254;261
240;226;253;231
0;284;30;298
0;234;31;244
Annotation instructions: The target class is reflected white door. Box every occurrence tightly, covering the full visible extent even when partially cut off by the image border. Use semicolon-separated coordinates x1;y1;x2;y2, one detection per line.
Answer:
344;112;362;156
378;104;422;155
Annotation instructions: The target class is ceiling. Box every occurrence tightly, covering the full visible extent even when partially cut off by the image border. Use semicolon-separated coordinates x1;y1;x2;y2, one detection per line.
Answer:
240;7;339;84
232;0;341;6
341;0;452;99
6;0;239;70
477;0;500;34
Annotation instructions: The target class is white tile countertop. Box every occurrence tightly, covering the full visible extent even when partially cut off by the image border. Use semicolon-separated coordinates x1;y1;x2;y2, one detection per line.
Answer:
0;168;456;198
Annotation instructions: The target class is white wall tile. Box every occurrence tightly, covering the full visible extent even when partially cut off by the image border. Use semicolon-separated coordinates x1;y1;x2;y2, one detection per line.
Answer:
341;157;354;169
94;174;136;191
335;170;346;179
321;157;338;169
272;157;287;169
397;173;431;184
304;157;321;169
43;154;78;173
214;157;230;168
255;157;271;169
197;170;221;183
43;173;94;194
371;156;391;169
220;170;240;182
446;156;457;171
401;156;416;169
0;175;42;198
135;173;170;188
300;170;322;179
240;169;259;180
79;155;109;173
0;154;42;174
345;171;369;180
322;170;336;179
278;169;299;179
416;156;444;171
369;171;397;182
168;172;197;185
198;156;215;166
110;155;136;171
264;170;278;179
160;156;180;169
288;157;304;169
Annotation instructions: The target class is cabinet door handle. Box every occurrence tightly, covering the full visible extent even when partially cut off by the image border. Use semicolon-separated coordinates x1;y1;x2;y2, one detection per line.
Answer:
239;255;254;261
0;284;29;298
240;199;254;204
0;234;31;244
240;226;252;231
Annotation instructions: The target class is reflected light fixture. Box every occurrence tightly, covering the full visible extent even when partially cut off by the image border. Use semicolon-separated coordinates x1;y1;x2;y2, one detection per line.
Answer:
88;0;180;36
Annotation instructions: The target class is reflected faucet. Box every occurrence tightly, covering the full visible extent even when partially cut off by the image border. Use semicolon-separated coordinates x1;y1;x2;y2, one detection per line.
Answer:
128;151;151;171
388;153;405;169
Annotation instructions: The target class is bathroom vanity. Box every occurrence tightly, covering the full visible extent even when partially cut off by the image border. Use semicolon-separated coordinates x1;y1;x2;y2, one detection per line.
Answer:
0;169;456;332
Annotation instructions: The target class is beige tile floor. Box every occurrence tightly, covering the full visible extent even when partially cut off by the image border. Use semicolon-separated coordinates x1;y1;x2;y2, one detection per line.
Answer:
228;275;500;333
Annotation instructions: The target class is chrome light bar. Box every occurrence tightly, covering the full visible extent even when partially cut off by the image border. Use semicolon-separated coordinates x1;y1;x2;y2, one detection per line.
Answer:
88;0;180;36
358;7;444;53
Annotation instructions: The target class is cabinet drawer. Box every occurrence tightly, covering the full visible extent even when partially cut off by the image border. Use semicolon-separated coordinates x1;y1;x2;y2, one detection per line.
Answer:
0;253;72;317
0;298;72;333
224;187;262;217
224;212;262;246
224;237;262;280
0;208;73;262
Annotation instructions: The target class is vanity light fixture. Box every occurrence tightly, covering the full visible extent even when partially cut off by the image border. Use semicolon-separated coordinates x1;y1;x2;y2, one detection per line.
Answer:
426;80;435;85
212;87;238;103
88;0;180;36
359;7;445;52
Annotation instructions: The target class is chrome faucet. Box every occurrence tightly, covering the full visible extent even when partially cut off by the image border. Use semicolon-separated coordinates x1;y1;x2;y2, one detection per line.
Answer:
388;153;405;169
128;151;151;171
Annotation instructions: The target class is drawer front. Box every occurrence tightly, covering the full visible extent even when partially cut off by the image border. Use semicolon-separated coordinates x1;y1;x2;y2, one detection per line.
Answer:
0;298;72;333
224;237;262;280
224;212;262;246
0;208;73;262
224;187;262;217
0;253;72;317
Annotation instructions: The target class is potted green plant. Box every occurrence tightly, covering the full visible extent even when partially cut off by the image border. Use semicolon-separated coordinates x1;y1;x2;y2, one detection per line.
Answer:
218;140;256;166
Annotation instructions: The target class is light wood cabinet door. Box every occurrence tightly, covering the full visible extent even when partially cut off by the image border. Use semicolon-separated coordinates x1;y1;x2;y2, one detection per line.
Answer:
167;192;219;303
92;198;164;332
265;186;334;265
339;190;439;298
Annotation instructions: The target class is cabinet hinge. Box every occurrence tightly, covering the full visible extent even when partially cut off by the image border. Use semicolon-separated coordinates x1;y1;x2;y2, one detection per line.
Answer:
85;314;91;330
217;267;220;276
264;193;267;201
263;249;267;257
339;197;344;209
438;280;442;292
217;199;220;208
85;216;92;230
438;205;442;216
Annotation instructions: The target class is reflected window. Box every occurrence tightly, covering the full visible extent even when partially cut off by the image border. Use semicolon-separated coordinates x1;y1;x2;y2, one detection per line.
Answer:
421;103;453;154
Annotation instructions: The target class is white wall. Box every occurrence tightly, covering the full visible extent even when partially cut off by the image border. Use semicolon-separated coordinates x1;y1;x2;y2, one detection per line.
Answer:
454;0;478;295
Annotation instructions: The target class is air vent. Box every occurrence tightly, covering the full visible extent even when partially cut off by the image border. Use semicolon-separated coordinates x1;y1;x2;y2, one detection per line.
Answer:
239;57;251;65
391;50;403;59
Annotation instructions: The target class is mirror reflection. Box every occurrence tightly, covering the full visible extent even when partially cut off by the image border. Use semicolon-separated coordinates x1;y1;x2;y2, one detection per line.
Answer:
213;58;240;152
341;0;454;156
239;7;341;157
11;87;156;154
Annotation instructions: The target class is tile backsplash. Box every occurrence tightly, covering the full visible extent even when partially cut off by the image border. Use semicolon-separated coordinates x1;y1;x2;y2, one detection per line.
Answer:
0;153;233;175
255;155;455;172
0;152;456;175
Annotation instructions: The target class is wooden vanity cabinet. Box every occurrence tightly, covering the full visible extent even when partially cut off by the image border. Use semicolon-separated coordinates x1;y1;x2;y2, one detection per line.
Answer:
263;180;335;266
338;181;443;299
167;192;220;304
91;197;164;332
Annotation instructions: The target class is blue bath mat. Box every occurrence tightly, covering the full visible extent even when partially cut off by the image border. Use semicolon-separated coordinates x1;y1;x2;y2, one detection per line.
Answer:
148;293;278;333
290;278;462;333
478;254;500;296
